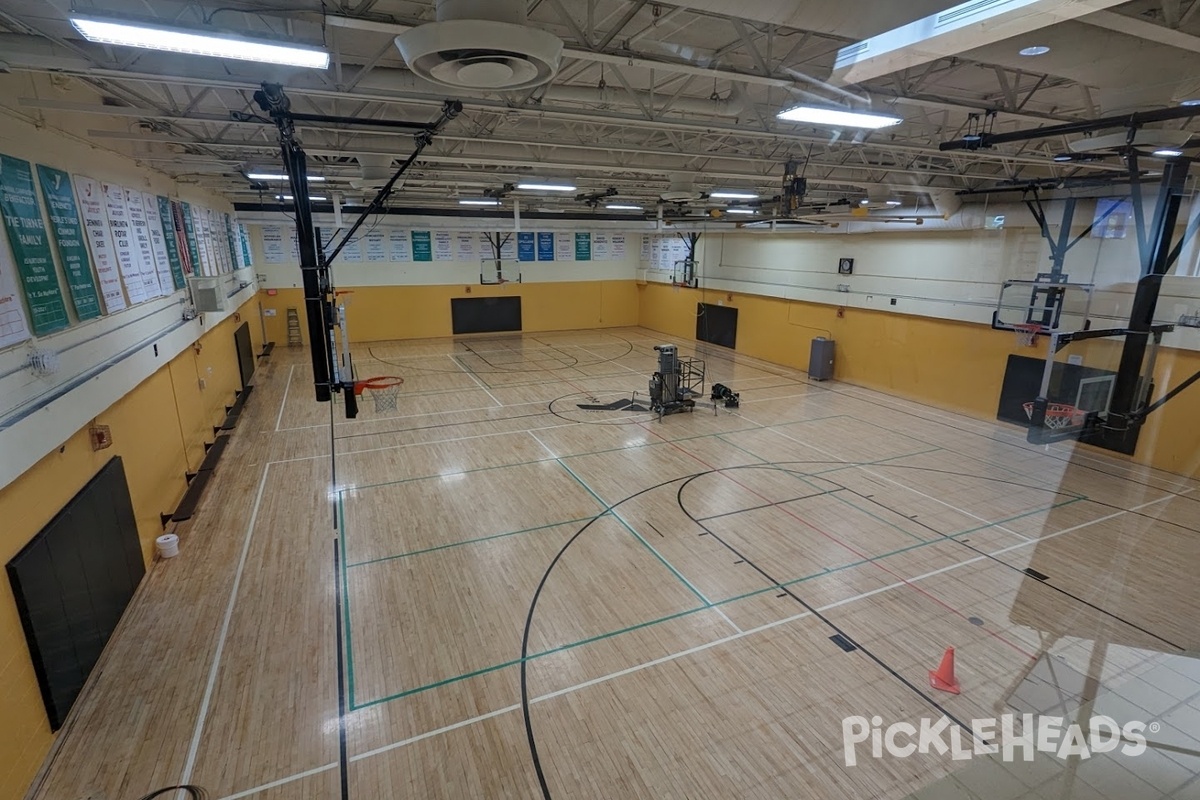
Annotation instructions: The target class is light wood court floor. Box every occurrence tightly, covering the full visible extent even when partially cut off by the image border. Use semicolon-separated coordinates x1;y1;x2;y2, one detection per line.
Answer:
27;328;1200;800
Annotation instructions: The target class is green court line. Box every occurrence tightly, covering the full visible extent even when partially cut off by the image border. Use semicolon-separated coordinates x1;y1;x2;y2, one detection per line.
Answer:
350;454;559;492
717;436;1088;543
343;417;788;494
340;420;853;572
347;516;597;567
348;495;1085;711
714;437;933;544
338;492;357;709
549;455;713;606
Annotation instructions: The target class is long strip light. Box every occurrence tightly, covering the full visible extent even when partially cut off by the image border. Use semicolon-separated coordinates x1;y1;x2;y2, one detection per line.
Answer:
725;208;757;215
459;199;500;206
606;204;644;211
249;173;326;182
70;13;330;69
276;195;327;201
711;191;759;200
516;183;577;192
777;104;902;129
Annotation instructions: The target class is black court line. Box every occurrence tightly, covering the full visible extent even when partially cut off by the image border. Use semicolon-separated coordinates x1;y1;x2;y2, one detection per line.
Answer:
823;461;1200;538
844;478;1186;650
462;343;579;373
673;472;984;737
518;460;1004;800
519;453;1191;798
721;462;1188;653
694;486;846;523
637;326;1197;498
702;441;1190;649
332;410;556;442
364;334;634;375
812;381;1200;501
333;540;350;800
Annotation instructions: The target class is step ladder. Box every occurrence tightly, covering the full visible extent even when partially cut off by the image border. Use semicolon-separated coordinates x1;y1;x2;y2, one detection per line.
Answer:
286;307;302;347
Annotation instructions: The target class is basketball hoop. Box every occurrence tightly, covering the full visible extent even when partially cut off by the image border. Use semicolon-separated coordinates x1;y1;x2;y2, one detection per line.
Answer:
1023;401;1086;431
1014;323;1041;348
354;376;404;413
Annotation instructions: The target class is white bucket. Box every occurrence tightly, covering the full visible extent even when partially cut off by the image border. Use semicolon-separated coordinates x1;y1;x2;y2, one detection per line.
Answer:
156;533;180;559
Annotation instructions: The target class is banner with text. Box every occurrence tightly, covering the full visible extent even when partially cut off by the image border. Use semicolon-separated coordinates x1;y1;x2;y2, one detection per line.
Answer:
73;175;127;313
0;154;69;334
35;165;102;321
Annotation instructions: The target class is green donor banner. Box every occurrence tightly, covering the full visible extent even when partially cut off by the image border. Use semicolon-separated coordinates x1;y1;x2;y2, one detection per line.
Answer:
36;164;102;321
0;153;70;335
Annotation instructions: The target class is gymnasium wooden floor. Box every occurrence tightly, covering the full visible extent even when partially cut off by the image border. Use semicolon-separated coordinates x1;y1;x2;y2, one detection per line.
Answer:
27;327;1200;800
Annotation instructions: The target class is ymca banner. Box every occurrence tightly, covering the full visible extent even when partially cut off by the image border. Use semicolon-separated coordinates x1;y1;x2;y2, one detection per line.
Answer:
0;153;70;335
36;165;102;321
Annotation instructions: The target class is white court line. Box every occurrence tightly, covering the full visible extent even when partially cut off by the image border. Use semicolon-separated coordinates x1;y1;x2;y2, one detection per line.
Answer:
448;354;504;407
527;432;742;635
216;489;1188;799
265;414;657;468
366;338;633;359
274;364;295;432
832;384;1200;493
180;462;273;787
279;399;548;433
218;761;338;800
758;423;1036;542
573;344;644;378
300;490;1189;784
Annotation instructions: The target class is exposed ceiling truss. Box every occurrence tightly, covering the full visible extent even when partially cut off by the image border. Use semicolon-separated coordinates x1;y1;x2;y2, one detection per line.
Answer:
0;0;1197;211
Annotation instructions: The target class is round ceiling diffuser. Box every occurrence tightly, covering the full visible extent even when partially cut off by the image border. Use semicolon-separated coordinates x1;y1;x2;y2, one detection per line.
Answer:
396;19;563;91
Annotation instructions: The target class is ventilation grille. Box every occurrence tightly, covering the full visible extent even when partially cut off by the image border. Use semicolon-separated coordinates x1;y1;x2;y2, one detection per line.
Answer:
936;0;1015;28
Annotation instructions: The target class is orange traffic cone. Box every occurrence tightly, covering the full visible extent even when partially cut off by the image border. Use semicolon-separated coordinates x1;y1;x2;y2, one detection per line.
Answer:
929;647;961;694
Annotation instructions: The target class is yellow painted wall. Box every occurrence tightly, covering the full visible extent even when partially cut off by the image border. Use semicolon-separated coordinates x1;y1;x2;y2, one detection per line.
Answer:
638;283;1200;477
0;296;260;800
258;280;639;345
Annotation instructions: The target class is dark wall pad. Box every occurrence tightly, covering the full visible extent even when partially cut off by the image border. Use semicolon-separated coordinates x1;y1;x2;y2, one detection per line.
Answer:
6;457;145;730
696;303;738;349
451;297;523;334
234;321;255;390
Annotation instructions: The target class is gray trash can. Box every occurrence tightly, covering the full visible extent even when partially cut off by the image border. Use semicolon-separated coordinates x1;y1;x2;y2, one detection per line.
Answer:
809;337;835;381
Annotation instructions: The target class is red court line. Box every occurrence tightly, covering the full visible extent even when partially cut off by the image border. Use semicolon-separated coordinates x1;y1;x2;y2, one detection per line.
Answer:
636;421;1038;661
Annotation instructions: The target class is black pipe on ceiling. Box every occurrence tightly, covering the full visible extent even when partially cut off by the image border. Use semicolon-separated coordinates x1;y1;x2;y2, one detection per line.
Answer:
940;105;1200;152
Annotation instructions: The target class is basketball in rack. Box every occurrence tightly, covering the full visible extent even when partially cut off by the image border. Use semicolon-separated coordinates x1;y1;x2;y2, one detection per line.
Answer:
354;376;404;413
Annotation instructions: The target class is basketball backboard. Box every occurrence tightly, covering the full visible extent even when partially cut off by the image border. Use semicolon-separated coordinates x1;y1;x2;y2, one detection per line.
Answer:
480;259;522;285
997;325;1168;453
994;278;1095;334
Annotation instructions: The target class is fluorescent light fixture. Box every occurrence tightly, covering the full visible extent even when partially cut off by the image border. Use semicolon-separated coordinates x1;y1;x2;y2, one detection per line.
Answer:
711;191;759;200
276;194;327;201
776;105;902;129
459;199;500;206
606;204;644;211
248;173;326;182
1153;149;1184;158
859;198;902;207
516;183;577;192
725;208;757;215
1053;153;1074;162
1182;100;1200;107
69;13;330;69
1019;45;1051;56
